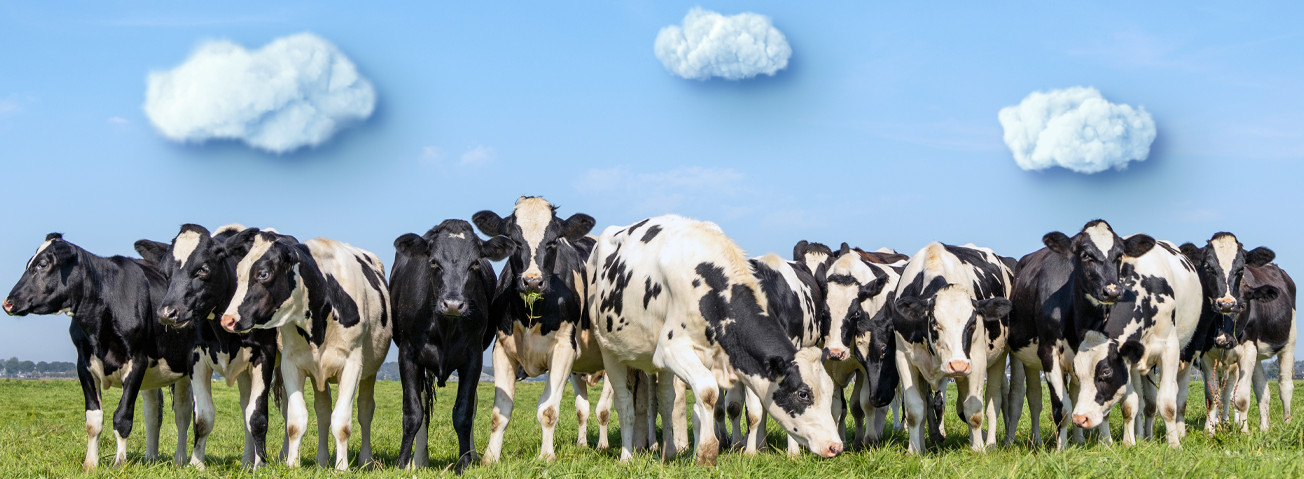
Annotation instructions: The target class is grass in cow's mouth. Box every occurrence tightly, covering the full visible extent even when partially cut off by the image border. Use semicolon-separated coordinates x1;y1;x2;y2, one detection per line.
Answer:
521;291;543;321
1;379;1302;478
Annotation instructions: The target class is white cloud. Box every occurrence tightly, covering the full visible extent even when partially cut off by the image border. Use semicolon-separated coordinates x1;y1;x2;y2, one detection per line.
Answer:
107;117;129;125
999;87;1156;174
419;146;441;164
144;33;376;154
460;145;496;165
654;8;791;81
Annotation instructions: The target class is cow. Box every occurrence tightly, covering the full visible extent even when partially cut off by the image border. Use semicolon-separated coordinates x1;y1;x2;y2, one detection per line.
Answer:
2;234;193;471
472;196;631;464
588;214;843;465
1069;234;1201;448
133;224;282;469
389;220;513;473
218;229;392;469
892;242;1015;453
716;252;824;455
1180;233;1295;433
1006;220;1127;449
819;245;909;450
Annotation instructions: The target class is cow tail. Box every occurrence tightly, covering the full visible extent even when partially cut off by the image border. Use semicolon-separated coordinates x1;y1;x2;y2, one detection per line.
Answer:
271;366;286;414
423;371;436;429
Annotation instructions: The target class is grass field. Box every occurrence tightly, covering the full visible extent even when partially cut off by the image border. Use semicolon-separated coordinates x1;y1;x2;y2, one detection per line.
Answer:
2;378;1302;478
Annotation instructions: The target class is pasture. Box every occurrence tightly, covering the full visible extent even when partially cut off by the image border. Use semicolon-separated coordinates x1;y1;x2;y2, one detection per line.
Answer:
2;378;1301;478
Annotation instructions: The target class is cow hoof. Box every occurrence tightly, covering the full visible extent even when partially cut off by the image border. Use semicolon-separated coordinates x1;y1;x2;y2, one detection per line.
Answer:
455;454;476;474
538;452;556;462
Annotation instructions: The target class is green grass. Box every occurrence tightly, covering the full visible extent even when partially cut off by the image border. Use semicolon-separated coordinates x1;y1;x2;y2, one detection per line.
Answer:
2;378;1303;478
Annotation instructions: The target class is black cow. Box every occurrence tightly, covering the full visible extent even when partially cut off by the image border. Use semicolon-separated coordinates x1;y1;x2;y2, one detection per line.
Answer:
1181;233;1295;433
1006;220;1125;448
473;196;624;464
134;223;281;468
390;220;513;473
3;234;193;470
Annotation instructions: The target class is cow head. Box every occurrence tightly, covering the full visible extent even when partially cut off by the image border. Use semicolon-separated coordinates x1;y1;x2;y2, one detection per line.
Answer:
218;228;308;333
1070;330;1141;428
1179;233;1279;348
135;224;245;328
750;347;843;458
895;284;1011;378
3;234;81;317
473;196;594;295
792;240;837;284
1044;219;1126;306
822;252;889;362
394;220;515;317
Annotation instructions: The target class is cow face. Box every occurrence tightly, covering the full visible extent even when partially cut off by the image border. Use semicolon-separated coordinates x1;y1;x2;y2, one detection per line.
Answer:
473;196;594;295
3;234;79;317
219;229;306;333
394;220;515;316
822;254;888;362
137;224;237;328
1179;233;1279;348
851;291;899;408
1044;220;1125;306
754;347;843;458
792;240;836;283
1070;331;1143;428
896;285;1011;378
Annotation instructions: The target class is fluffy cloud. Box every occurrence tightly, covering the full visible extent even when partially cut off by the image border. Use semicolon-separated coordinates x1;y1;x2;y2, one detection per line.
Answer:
144;33;376;154
998;87;1156;174
460;145;496;165
654;8;791;81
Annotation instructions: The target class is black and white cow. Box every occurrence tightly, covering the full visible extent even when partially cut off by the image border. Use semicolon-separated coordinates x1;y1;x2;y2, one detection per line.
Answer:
1069;235;1201;447
218;229;392;469
1180;233;1295;433
892;242;1015;453
134;224;282;469
472;196;625;463
589;215;843;465
716;252;824;455
819;245;907;449
389;220;513;473
3;234;193;470
1006;220;1126;449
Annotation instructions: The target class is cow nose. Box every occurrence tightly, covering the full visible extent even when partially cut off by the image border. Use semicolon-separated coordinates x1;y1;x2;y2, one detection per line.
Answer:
439;299;465;316
1216;297;1238;313
1;297;13;313
522;274;543;291
1103;284;1122;300
1072;414;1090;427
1215;334;1234;348
825;443;843;457
946;360;971;376
158;306;178;323
823;347;848;361
221;314;239;332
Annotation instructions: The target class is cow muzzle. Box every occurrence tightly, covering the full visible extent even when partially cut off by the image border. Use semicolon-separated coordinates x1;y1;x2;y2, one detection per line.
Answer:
944;359;971;377
1100;284;1122;304
1214;334;1235;349
818;441;843;458
157;306;187;327
220;314;240;332
1215;297;1238;314
1;297;14;315
1072;414;1092;428
439;299;466;317
823;346;849;362
520;273;544;293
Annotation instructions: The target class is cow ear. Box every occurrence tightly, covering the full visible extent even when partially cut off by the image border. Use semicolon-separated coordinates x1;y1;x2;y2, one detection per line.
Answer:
858;276;889;301
49;240;78;265
975;297;1012;319
1043;232;1072;255
562;213;596;241
764;356;788;381
792;240;809;262
895;296;928;322
1246;284;1280;302
1123;235;1157;258
393;234;430;258
1118;340;1145;364
482;236;517;262
1246;247;1275;267
839;242;852;258
134;240;170;266
472;211;506;237
218;228;261;260
1178;243;1202;264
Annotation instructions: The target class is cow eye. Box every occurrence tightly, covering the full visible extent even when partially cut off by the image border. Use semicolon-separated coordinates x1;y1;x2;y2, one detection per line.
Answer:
470;262;481;271
879;344;888;359
1080;253;1092;262
36;258;49;269
1100;366;1112;379
196;264;210;279
797;389;811;402
256;269;271;282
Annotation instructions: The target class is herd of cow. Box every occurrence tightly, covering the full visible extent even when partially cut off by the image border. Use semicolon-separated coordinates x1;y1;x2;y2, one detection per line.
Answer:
2;196;1296;473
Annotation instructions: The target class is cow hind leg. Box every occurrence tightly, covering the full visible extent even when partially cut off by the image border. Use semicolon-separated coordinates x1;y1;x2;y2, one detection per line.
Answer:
141;388;162;462
570;374;592;448
313;381;334;468
658;342;721;466
849;375;866;449
1023;363;1043;447
725;385;747;449
1280;346;1295;423
1005;361;1026;447
357;375;377;468
595;376;614;450
743;387;766;455
171;380;192;467
1252;361;1270;432
601;356;636;462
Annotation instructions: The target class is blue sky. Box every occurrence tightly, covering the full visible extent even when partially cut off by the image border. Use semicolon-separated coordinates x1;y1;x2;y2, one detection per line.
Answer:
2;1;1302;362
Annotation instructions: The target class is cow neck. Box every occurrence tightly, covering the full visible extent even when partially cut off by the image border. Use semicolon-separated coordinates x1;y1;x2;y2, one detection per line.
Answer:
203;260;241;353
293;255;331;346
1069;275;1113;349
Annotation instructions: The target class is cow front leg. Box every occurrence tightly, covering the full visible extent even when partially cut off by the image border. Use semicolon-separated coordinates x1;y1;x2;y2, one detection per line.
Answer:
235;368;255;466
859;376;883;447
657;370;690;458
725;385;748;449
171;379;193;466
537;338;579;462
1279;344;1295;423
328;356;366;470
1156;345;1182;448
1252;361;1270;432
570;373;592;448
357;375;377;468
1121;371;1140;446
1174;362;1193;440
279;364;308;467
601;354;636;462
1004;361;1027;446
189;360;216;468
453;358;482;473
657;341;721;466
849;374;867;449
955;375;985;451
595;375;614;450
141;388;162;462
742;385;766;455
481;343;518;466
898;365;927;454
111;359;149;467
395;345;426;470
632;371;651;451
1234;343;1259;434
982;358;1004;448
1200;357;1220;434
312;381;334;467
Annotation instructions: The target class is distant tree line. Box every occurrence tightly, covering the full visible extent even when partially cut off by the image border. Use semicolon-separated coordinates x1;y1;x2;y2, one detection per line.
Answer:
2;357;77;379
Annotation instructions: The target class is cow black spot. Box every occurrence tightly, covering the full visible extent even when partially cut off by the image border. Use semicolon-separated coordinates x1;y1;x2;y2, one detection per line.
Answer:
668;330;673;339
626;219;650;236
640;225;663;243
643;277;663;309
692;279;701;288
606;315;613;333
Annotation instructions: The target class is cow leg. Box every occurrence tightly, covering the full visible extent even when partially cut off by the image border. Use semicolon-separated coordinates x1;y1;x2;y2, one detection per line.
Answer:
245;358;273;469
188;360;215;468
1201;357;1220;434
452;358;481;473
631;371;651;451
279;364;308;467
712;386;729;447
1004;360;1025;447
482;343;518;466
1042;349;1072;450
1223;364;1237;424
594;375;614;450
396;345;425;471
571;374;592;448
328;356;365;470
79;358;104;472
657;342;721;466
1121;371;1140;446
1138;371;1157;441
1174;362;1194;440
141;388;162;462
1022;362;1043;447
1252;361;1270;432
743;386;766;455
892;386;902;431
1234;343;1259;434
859;375;880;448
235;369;255;467
171;380;193;467
898;364;927;454
312;381;334;467
1156;344;1182;448
537;332;579;463
657;371;690;458
849;373;866;449
1279;343;1295;423
979;360;1002;449
601;355;636;462
357;375;377;467
111;358;149;467
724;384;746;449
